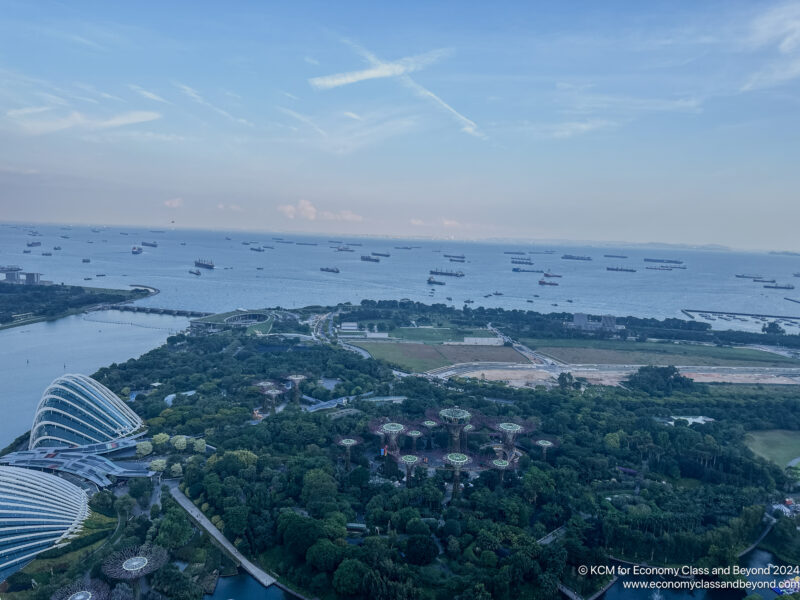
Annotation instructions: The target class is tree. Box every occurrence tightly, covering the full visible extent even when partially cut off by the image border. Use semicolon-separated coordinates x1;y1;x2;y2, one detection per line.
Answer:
152;433;170;447
557;372;574;390
405;534;439;565
170;463;183;477
306;539;343;573
136;441;153;457
333;559;368;596
150;459;167;472
171;435;187;451
193;438;206;453
301;468;337;508
763;321;785;335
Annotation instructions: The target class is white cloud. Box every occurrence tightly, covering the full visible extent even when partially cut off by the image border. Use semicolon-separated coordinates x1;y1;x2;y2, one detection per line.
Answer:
343;111;362;120
742;3;800;91
546;119;616;139
6;106;53;118
175;83;252;125
309;48;448;90
277;107;327;137
283;91;299;100
217;203;244;212
305;56;320;65
164;197;183;208
128;84;171;104
277;199;363;222
319;40;482;139
11;110;161;135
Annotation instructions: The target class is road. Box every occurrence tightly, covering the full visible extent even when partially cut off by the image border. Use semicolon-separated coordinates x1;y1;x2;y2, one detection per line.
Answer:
167;481;276;588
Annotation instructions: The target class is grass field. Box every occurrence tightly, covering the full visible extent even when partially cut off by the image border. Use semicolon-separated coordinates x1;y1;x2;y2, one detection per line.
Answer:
247;317;274;335
745;430;800;466
388;326;488;343
352;341;528;372
521;338;800;367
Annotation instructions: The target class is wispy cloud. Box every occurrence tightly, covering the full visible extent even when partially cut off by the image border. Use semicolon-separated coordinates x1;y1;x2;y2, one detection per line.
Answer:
6;106;53;118
277;199;363;222
343;111;362;120
9;110;161;135
217;203;244;212
309;48;449;90
742;3;800;91
277;107;327;137
527;119;617;139
129;84;171;104
164;197;184;208
311;39;482;138
304;56;320;66
175;83;252;125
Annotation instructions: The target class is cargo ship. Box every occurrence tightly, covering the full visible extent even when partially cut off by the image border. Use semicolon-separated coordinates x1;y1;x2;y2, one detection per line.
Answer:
131;246;143;255
511;258;534;264
539;279;559;286
644;258;683;264
430;269;464;277
443;254;465;259
41;252;52;256
754;278;776;283
427;276;445;285
607;267;636;272
296;242;318;246
562;254;591;261
142;241;158;248
735;274;762;278
320;267;340;273
250;246;264;252
512;267;544;273
395;246;413;250
361;255;379;262
372;252;390;257
543;272;562;278
646;266;672;271
336;246;354;252
449;258;466;263
195;258;214;269
504;251;526;255
764;283;795;290
530;250;555;254
604;254;628;259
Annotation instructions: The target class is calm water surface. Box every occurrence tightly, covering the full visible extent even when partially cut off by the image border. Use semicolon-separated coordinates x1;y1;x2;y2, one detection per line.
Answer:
204;574;298;600
0;311;187;448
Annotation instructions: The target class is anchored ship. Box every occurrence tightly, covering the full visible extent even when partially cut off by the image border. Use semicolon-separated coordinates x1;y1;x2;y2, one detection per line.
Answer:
429;269;464;277
131;246;143;255
195;258;215;269
607;267;636;272
561;254;591;261
142;241;158;248
361;255;380;262
427;276;445;285
320;267;340;273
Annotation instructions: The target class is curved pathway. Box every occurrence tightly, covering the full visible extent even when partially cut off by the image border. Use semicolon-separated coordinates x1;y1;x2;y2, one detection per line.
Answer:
167;481;276;587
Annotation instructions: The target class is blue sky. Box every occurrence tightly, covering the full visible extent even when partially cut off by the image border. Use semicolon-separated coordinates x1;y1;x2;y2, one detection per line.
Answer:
1;1;799;249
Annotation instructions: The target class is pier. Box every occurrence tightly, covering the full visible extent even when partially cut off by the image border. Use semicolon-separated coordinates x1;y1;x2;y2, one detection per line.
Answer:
684;309;800;320
95;304;212;318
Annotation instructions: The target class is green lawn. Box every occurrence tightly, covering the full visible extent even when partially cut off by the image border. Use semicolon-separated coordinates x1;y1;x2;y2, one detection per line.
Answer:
745;430;800;466
389;326;488;343
352;341;528;373
520;338;800;367
247;317;274;335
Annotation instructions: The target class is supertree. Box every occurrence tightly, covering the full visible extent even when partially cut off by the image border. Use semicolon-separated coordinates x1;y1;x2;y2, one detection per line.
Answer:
462;423;475;452
534;438;556;461
439;407;472;451
337;436;360;470
495;422;524;459
103;544;167;597
421;420;438;450
398;455;419;486
491;458;511;483
51;579;110;600
406;429;423;452
443;452;472;499
264;388;283;415
286;374;306;405
375;422;405;454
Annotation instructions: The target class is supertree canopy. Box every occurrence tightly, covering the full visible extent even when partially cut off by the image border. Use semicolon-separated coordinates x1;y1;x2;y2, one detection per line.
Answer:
51;579;110;600
102;545;167;581
337;437;360;470
443;452;472;498
398;454;420;486
406;430;422;451
439;408;472;451
375;422;405;454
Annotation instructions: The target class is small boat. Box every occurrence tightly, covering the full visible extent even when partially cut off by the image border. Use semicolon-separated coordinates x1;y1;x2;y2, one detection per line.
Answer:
250;246;264;252
82;258;90;263
53;246;62;250
320;267;340;273
131;246;143;255
427;276;445;285
180;242;186;246
492;291;503;296
96;274;106;277
83;277;92;280
539;279;559;286
256;267;263;270
23;250;31;254
26;241;41;247
544;272;562;278
189;269;201;276
361;255;380;262
372;252;390;257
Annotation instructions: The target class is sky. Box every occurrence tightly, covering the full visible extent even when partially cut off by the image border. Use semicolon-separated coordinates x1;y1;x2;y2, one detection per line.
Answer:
0;1;799;249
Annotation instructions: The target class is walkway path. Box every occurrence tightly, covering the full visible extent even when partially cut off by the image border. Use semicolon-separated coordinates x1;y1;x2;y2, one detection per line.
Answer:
167;482;276;587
